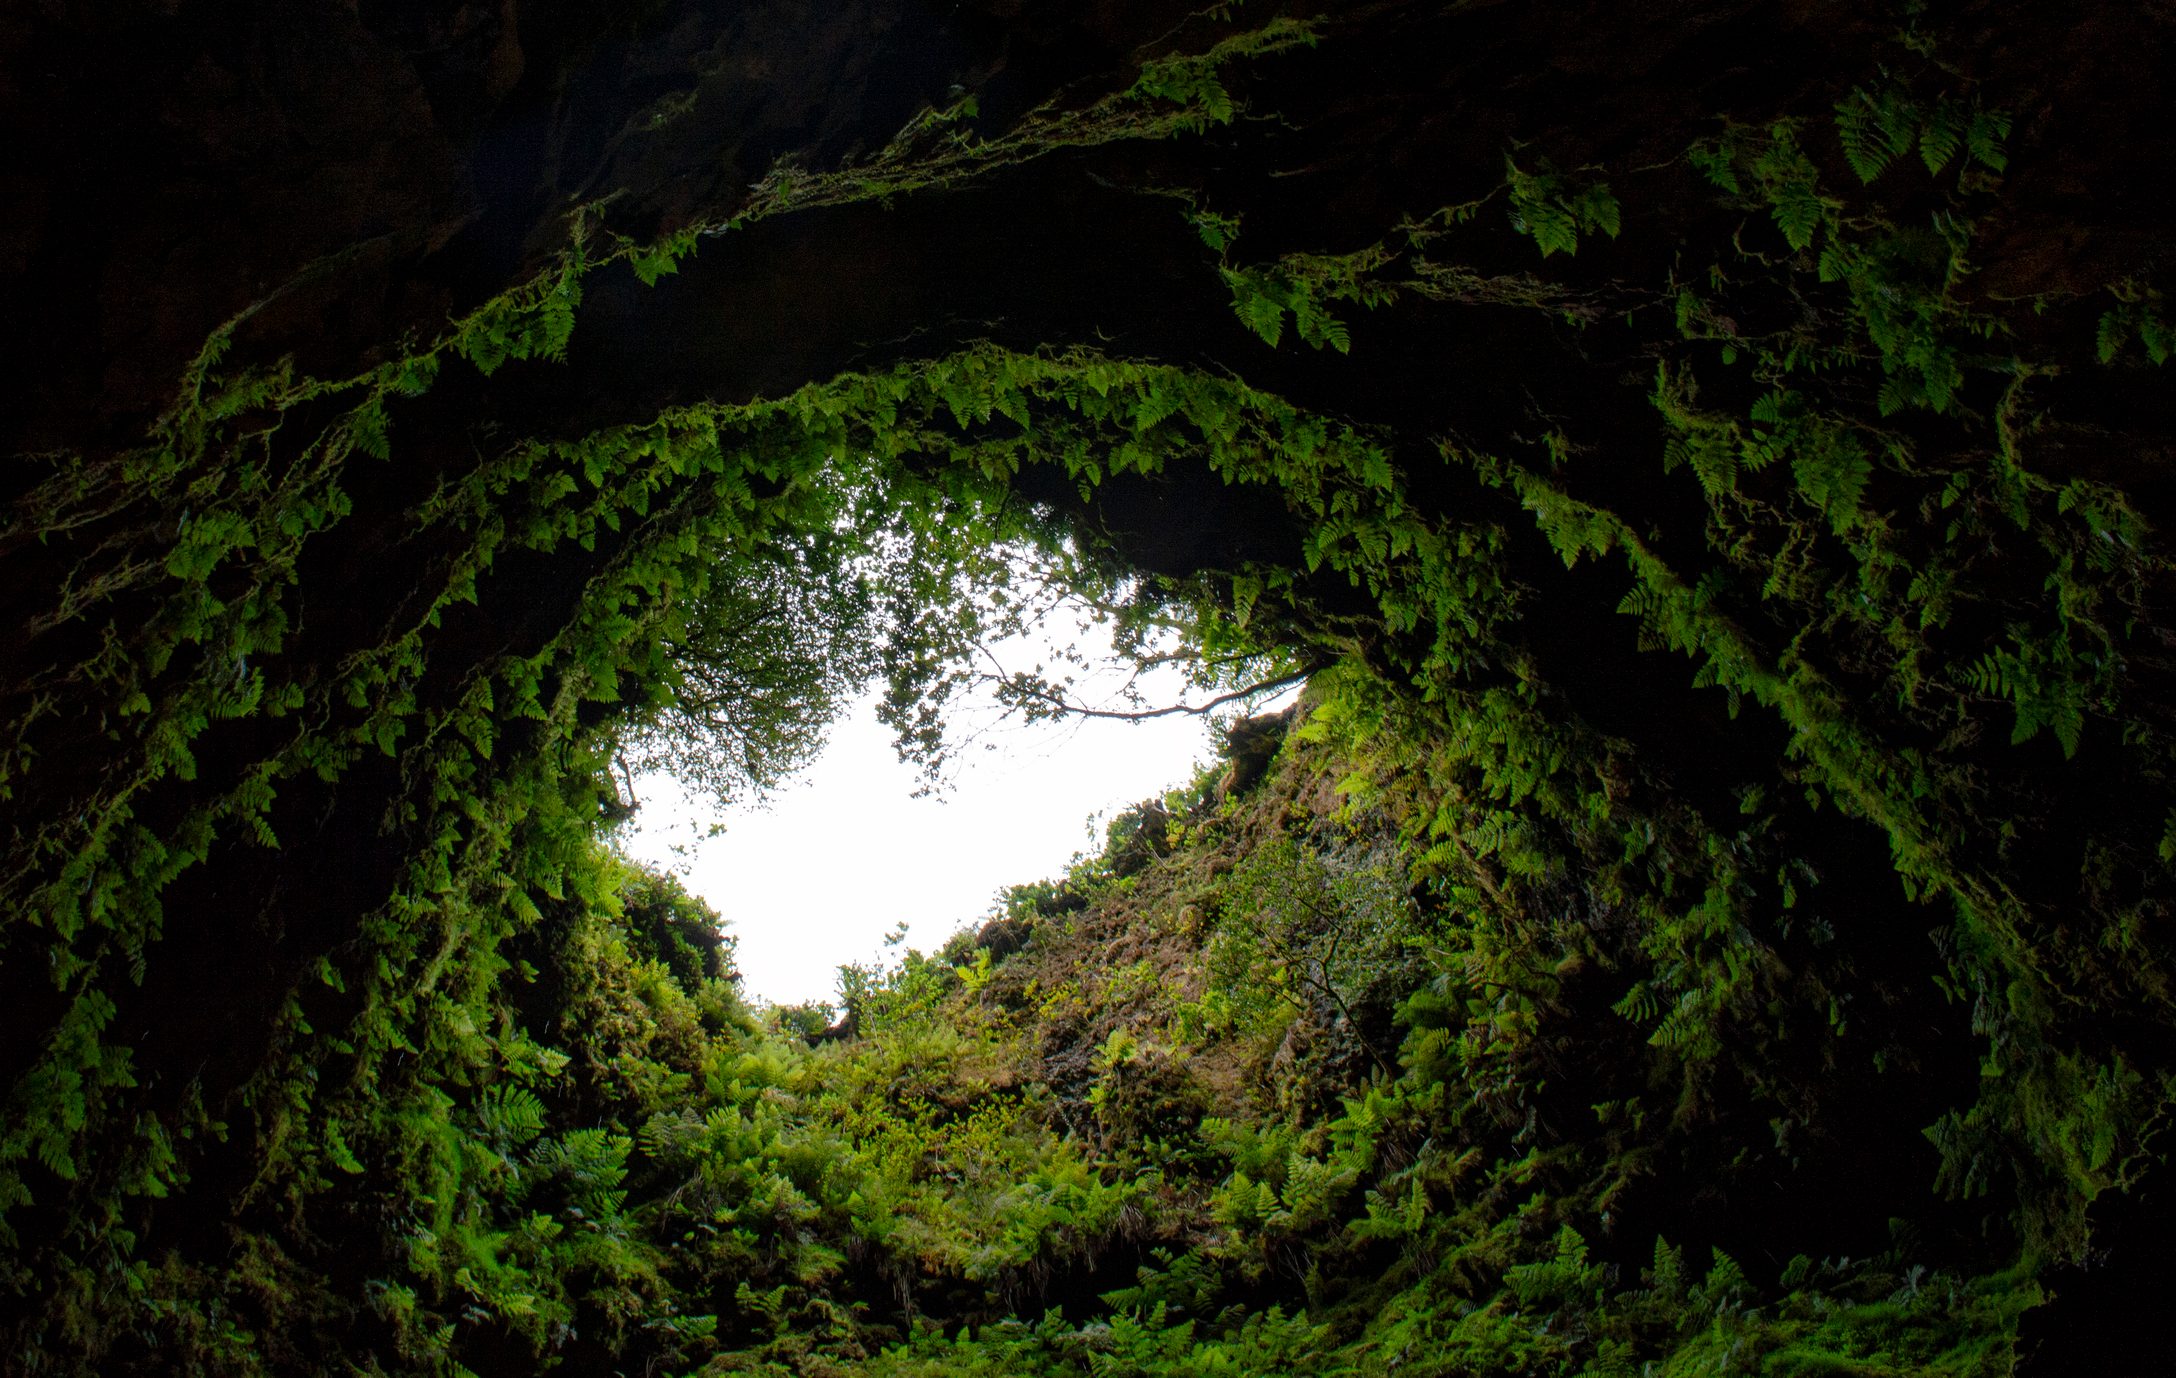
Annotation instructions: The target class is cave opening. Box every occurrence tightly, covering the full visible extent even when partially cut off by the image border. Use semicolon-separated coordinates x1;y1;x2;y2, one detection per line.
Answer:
5;2;2175;1373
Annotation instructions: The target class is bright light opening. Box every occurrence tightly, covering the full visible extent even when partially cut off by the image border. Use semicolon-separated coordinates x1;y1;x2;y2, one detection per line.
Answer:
614;600;1300;1007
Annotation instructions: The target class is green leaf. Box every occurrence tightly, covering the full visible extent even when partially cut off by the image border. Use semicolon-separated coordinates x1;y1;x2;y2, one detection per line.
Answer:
1771;191;1823;252
1919;99;1966;174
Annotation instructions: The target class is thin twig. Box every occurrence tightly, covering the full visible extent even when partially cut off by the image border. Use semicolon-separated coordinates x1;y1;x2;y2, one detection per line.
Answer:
1002;660;1326;722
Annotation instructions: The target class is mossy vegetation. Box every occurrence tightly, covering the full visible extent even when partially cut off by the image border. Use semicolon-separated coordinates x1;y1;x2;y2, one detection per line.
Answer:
3;1;2173;1372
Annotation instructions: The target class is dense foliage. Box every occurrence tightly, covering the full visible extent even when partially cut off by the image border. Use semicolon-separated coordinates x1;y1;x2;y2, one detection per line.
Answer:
3;1;2173;1373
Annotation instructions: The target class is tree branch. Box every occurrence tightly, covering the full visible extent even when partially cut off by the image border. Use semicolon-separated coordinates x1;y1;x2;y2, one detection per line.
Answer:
1001;659;1328;722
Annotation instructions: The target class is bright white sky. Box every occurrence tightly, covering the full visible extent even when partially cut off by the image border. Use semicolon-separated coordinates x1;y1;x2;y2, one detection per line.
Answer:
614;613;1290;1008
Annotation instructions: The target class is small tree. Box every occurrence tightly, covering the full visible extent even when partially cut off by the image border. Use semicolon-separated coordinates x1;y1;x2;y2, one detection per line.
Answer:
1208;836;1419;1078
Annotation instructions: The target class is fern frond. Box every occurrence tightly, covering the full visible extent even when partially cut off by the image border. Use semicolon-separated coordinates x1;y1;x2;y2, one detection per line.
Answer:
1616;585;1666;622
1876;372;1919;415
477;1084;548;1150
1789;429;1872;530
2144;315;2174;366
1521;200;1580;258
1834;90;1911;183
1919;99;1966;175
1967;108;2011;172
1963;653;2012;698
1771;189;1824;253
1573;184;1622;239
1613;982;1660;1024
1687;434;1738;497
1224;269;1288;347
1294;301;1353;354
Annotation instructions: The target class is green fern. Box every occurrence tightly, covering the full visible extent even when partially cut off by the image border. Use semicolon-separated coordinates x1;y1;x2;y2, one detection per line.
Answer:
1694;122;1835;252
1504;155;1621;259
1190;207;1242;253
1918;98;1967;174
1787;426;1873;532
1220;263;1365;353
1612;982;1660;1024
2097;281;2173;365
1835;87;1917;183
475;1084;548;1154
1965;107;2012;173
1835;88;2008;184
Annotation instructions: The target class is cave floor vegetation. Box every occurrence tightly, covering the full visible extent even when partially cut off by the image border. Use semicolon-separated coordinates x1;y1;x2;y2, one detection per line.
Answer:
4;0;2175;1373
